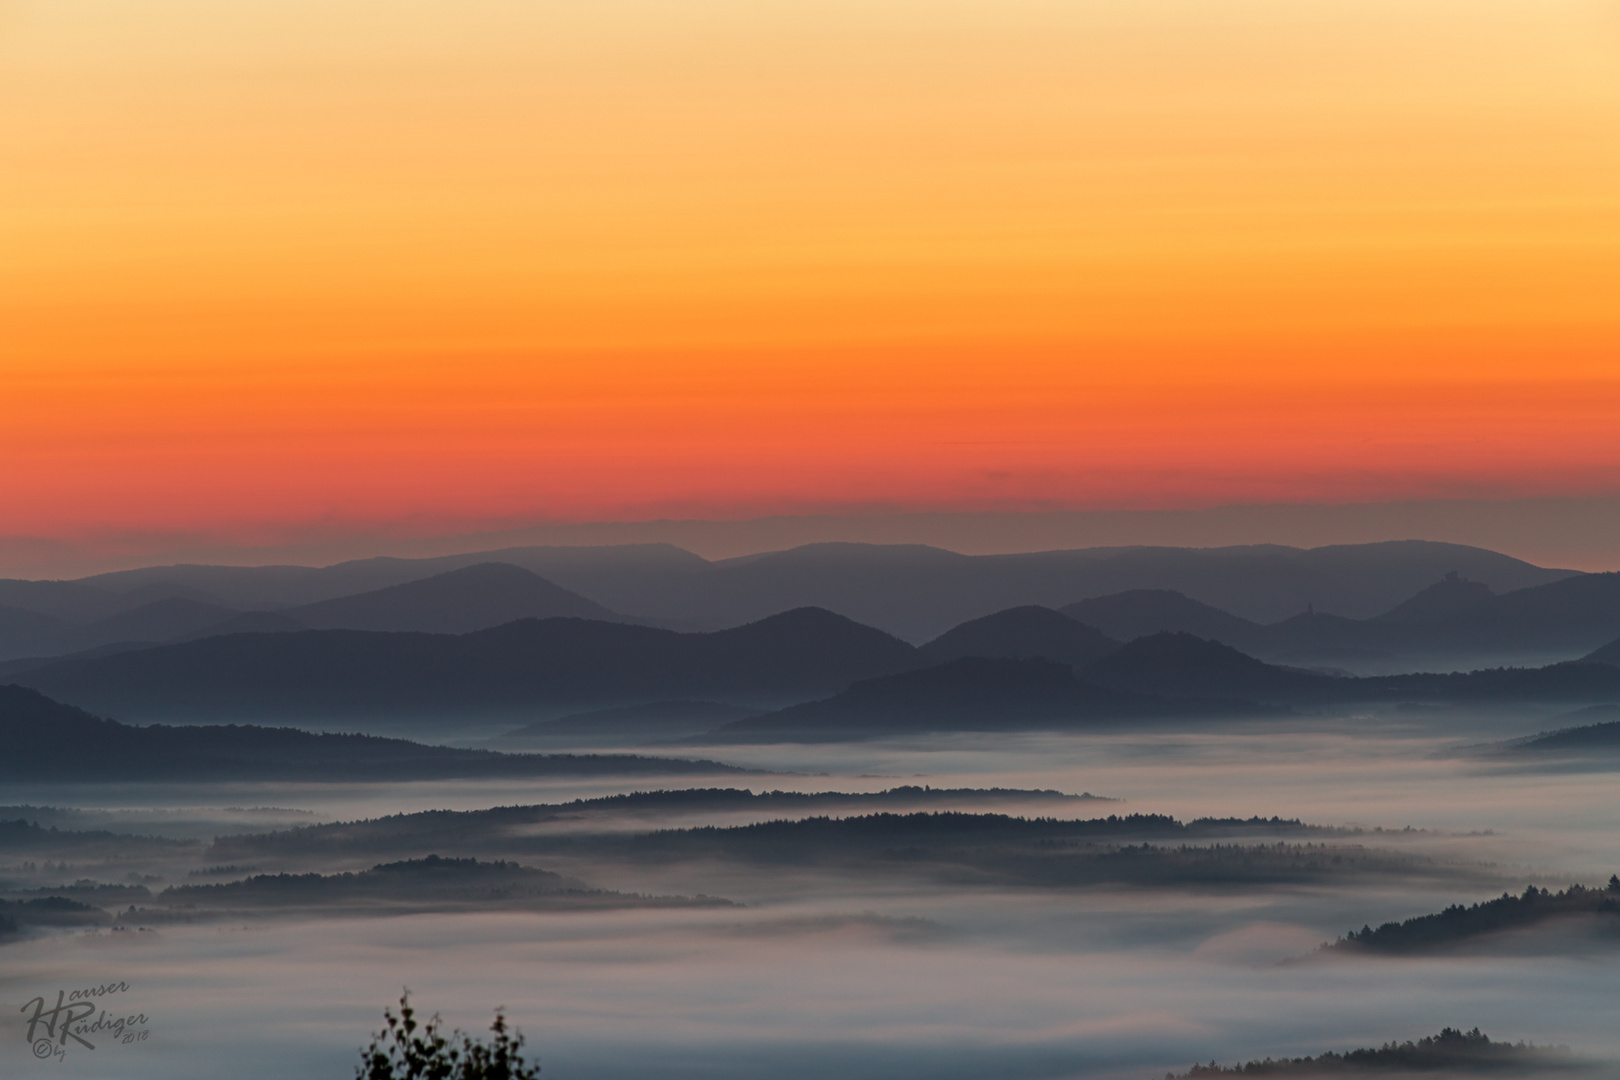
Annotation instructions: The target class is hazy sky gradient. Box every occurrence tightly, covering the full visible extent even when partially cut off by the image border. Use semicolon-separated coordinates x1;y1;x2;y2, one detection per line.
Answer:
3;1;1618;549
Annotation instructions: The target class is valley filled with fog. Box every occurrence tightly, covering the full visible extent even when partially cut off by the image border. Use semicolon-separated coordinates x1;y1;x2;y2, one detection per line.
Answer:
7;715;1620;1079
7;542;1620;1078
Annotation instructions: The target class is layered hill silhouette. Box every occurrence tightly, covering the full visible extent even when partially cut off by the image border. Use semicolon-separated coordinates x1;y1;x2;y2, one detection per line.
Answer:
1062;572;1620;673
0;685;746;781
56;597;244;654
0;604;72;660
506;700;760;741
702;627;1620;743
1373;571;1497;623
275;562;624;632
1330;881;1620;955
69;542;710;612
1083;633;1339;701
1492;708;1620;755
1167;1028;1577;1078
15;584;1620;734
705;655;1258;742
576;540;1569;639
1062;590;1265;652
0;564;632;661
150;856;724;916
1584;636;1620;666
1;540;1573;657
10;607;920;723
916;605;1120;667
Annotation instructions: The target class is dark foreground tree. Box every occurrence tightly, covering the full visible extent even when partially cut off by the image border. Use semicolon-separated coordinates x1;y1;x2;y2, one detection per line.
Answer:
357;992;540;1080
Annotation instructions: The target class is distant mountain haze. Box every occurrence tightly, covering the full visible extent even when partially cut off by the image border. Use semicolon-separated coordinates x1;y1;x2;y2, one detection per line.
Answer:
575;540;1570;639
1;540;1574;650
917;606;1120;668
703;629;1620;743
1082;632;1339;701
0;562;628;660
73;543;710;610
704;657;1240;742
174;610;309;640
1061;590;1267;651
1062;573;1620;674
504;700;761;740
1584;637;1620;666
0;578;161;626
0;604;73;660
3;544;1607;680
57;597;244;653
0;685;747;782
1371;572;1496;623
278;562;624;633
10;607;922;725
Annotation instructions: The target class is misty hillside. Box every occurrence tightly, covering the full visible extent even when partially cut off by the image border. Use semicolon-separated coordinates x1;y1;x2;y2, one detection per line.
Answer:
55;596;244;653
1381;571;1620;660
9;608;920;723
0;578;150;625
917;605;1120;667
1082;632;1339;701
1372;571;1496;623
69;856;737;924
0;685;746;781
1500;713;1620;754
174;610;308;639
1583;636;1620;666
1062;573;1620;673
506;700;760;740
277;562;625;632
1357;662;1620;706
0;896;111;934
0;816;193;855
710;634;1620;743
584;539;1570;639
73;542;711;611
206;787;1111;862
0;604;72;659
1167;1028;1576;1077
208;808;1445;894
1330;882;1620;955
1062;590;1267;651
2;540;1573;653
153;855;721;912
705;657;1255;742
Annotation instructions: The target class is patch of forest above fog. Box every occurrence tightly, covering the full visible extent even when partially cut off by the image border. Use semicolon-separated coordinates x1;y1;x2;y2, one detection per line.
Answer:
1326;880;1620;955
206;806;1482;893
6;798;1590;955
153;855;728;916
1;855;726;935
1165;1028;1584;1077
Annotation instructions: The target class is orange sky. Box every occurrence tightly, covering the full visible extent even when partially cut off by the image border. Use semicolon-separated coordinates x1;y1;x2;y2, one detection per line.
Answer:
3;0;1619;546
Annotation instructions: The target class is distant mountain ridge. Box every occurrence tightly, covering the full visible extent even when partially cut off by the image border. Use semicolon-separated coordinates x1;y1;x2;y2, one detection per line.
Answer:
277;562;625;632
917;605;1120;667
1064;573;1620;673
706;656;1253;742
10;607;921;724
0;563;628;661
16;582;1620;736
0;540;1575;657
0;684;746;781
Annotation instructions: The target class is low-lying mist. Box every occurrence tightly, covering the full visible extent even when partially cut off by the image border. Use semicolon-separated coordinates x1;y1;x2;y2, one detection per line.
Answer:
6;715;1620;1078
